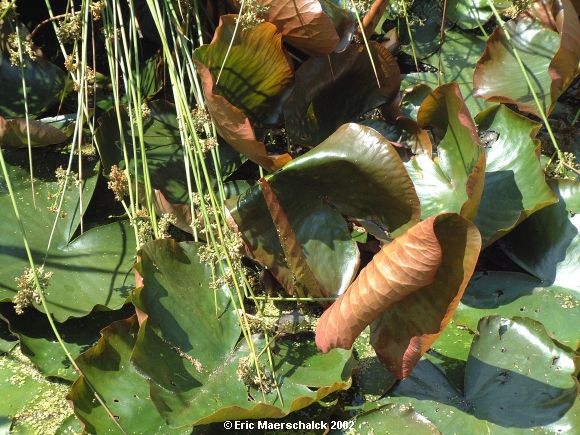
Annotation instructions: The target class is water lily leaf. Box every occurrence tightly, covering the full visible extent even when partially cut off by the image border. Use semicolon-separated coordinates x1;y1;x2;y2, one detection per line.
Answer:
399;0;444;60
96;100;243;203
456;271;580;349
499;180;580;291
316;213;481;379
129;239;353;427
284;42;400;145
473;105;558;246
193;16;293;170
405;83;486;221
465;316;579;427
0;347;73;433
0;117;68;148
473;17;566;117
447;0;493;30
404;31;495;116
0;149;136;321
387;316;579;431
0;304;134;381
261;0;352;56
230;123;420;297
69;316;188;434
339;403;440;434
0;54;65;118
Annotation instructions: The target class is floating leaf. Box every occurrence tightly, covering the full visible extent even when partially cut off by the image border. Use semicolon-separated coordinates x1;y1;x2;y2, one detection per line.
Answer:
261;0;353;56
405;83;485;220
0;55;65;118
456;271;580;349
316;213;481;379
96;100;243;203
338;402;440;434
284;43;400;145
0;347;73;433
386;316;579;431
0;117;67;148
499;180;580;291
129;239;353;427
69;316;188;434
473;17;569;116
447;0;493;30
0;304;134;381
230;123;420;297
473;104;558;245
465;316;578;427
0;149;136;321
193;16;293;170
403;31;495;116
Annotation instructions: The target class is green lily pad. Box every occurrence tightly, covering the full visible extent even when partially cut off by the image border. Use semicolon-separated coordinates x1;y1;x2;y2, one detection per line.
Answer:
0;303;135;381
337;402;440;434
403;31;495;116
447;0;493;30
69;316;189;434
284;42;400;145
404;83;485;220
399;0;444;60
0;54;65;118
96;100;242;204
473;17;561;116
129;240;354;427
386;316;579;432
499;180;580;291
230;123;420;297
456;271;580;349
473;105;558;245
0;347;73;434
0;149;136;321
465;316;578;427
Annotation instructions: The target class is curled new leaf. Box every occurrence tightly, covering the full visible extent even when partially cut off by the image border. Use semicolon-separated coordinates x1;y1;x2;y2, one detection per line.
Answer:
316;213;481;379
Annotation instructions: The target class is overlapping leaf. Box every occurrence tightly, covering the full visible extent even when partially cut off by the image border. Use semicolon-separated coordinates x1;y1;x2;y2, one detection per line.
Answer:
0;117;67;148
95;100;243;203
0;149;136;321
128;239;353;427
284;42;400;145
316;213;481;379
499;180;580;291
403;30;495;116
260;0;354;56
0;54;65;118
193;16;293;170
456;271;580;349
473;104;558;245
473;10;580;117
69;316;188;434
230;123;420;298
383;316;579;432
405;83;486;220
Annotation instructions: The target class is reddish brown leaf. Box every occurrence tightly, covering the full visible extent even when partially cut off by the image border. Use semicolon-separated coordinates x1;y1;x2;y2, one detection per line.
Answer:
259;177;326;297
260;0;340;56
0;116;68;148
153;189;193;234
315;213;481;379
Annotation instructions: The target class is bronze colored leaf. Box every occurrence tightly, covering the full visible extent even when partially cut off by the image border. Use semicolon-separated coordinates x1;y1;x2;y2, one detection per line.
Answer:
260;0;340;56
316;213;481;379
0;116;67;148
195;63;290;172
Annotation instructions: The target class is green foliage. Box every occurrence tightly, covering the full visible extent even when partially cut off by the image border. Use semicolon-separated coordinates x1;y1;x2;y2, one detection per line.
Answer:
0;0;578;432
